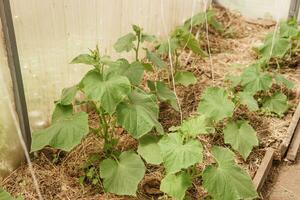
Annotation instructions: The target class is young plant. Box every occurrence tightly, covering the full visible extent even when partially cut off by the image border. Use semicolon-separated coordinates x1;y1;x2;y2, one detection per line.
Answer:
113;25;180;111
226;60;293;116
254;18;300;68
31;46;165;196
142;91;259;199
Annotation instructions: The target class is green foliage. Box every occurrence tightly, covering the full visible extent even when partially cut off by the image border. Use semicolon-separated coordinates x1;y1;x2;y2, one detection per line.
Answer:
238;92;259;111
198;87;235;122
59;85;78;105
256;36;290;58
30;14;290;199
81;70;131;115
255;18;300;63
262;92;289;116
147;80;179;111
184;10;224;33
202;146;258;200
137;135;163;165
106;59;144;85
114;33;136;52
174;71;197;86
159;132;203;174
79;154;102;186
275;73;294;89
0;188;23;200
175;115;215;137
116;90;163;138
240;64;272;94
145;49;166;69
223;120;258;160
31;104;89;152
100;151;145;196
160;172;192;200
172;26;207;56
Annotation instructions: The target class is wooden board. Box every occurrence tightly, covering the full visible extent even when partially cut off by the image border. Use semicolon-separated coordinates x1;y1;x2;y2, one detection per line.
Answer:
252;148;275;192
286;120;300;161
279;102;300;159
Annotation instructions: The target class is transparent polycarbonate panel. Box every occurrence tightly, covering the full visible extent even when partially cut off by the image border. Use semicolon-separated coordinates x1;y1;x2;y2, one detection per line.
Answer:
216;0;291;20
0;22;24;180
10;0;208;130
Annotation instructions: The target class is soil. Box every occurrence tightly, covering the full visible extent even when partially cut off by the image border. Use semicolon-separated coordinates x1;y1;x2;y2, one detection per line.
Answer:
1;4;300;200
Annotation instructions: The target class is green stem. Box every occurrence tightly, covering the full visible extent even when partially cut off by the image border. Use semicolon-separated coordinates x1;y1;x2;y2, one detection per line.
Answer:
99;109;109;143
135;33;141;61
174;49;179;72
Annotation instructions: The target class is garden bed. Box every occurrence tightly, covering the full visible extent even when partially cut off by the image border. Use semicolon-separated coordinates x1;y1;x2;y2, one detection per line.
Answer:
2;4;300;200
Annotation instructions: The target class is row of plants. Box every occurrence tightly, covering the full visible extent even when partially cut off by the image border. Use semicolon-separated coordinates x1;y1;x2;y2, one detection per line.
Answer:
26;12;298;200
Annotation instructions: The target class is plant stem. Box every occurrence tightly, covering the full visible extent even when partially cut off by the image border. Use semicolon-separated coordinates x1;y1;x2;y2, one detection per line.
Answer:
135;33;141;61
99;109;109;143
174;49;179;72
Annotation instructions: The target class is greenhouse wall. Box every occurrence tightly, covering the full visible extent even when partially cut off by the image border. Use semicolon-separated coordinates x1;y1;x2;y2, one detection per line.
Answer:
9;0;209;131
0;20;24;180
216;0;291;20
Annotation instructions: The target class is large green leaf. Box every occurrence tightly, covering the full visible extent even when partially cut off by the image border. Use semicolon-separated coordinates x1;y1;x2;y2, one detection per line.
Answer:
223;120;258;160
238;92;259;111
203;146;258;200
116;90;163;138
114;33;136;52
60;85;77;105
137;135;163;165
0;189;23;200
107;59;144;85
240;64;272;94
147;80;179;111
160;172;192;200
174;71;197;86
198;87;235;122
262;92;289;116
100;151;145;196
173;26;207;56
158;132;203;174
178;115;214;137
31;104;89;152
257;36;290;58
146;49;166;69
275;73;294;89
279;19;299;38
81;70;131;115
225;74;241;88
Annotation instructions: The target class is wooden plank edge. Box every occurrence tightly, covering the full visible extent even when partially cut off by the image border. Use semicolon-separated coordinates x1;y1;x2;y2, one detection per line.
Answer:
279;102;300;159
286;121;300;161
252;148;275;192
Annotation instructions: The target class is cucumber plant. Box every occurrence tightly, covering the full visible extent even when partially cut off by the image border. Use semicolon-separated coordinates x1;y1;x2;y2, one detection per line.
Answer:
254;18;300;68
140;87;259;199
31;46;164;196
29;11;265;200
227;49;294;117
